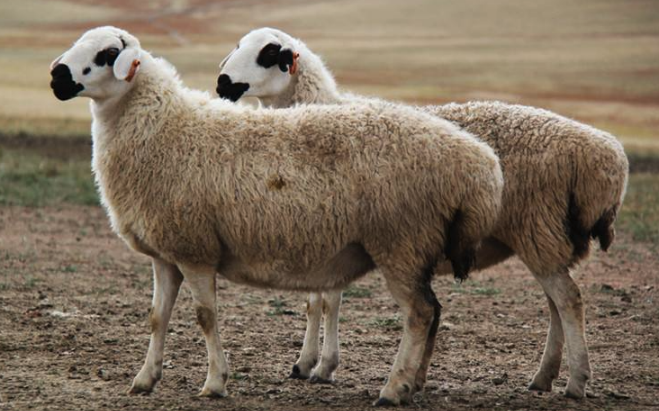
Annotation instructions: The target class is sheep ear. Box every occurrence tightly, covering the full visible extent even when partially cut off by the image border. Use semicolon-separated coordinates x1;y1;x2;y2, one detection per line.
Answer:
50;53;64;71
113;48;142;82
219;48;236;70
278;49;299;75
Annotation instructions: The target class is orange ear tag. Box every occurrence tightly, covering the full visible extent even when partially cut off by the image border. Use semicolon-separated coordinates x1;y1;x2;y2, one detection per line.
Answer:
125;60;141;82
289;52;300;75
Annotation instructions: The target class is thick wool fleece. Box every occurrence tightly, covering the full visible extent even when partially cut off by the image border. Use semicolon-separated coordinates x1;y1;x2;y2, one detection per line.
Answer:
92;53;503;291
426;102;628;273
251;33;628;272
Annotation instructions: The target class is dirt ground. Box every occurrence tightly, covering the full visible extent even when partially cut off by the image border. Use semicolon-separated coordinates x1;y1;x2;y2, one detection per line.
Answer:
0;206;658;411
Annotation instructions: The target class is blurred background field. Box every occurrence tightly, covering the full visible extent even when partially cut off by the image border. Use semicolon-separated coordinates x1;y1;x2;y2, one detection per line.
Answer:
1;3;659;410
0;0;658;242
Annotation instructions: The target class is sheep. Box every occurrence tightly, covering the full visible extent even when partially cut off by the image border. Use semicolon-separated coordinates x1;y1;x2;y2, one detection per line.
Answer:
217;27;629;399
49;26;505;406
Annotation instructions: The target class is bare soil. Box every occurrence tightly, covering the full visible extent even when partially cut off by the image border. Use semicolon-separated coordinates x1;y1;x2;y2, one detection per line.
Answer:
0;206;658;411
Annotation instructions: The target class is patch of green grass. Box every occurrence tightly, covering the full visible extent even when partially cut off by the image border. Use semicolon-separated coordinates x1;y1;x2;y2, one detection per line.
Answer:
471;287;501;296
23;276;40;289
62;264;77;273
451;281;501;296
343;285;372;299
266;297;296;316
0;148;98;207
370;316;402;331
0;283;9;291
618;174;659;244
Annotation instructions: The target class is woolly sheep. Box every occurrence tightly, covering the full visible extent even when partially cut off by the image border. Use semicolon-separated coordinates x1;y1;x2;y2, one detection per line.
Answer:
217;27;629;399
49;26;504;406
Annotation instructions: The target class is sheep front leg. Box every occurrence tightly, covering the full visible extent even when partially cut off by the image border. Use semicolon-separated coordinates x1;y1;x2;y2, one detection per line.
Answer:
310;290;342;383
290;292;322;379
129;258;183;394
528;293;564;392
376;270;436;406
533;269;591;399
179;264;229;398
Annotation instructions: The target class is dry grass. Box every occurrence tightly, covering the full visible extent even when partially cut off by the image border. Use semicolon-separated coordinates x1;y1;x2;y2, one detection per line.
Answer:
0;0;657;152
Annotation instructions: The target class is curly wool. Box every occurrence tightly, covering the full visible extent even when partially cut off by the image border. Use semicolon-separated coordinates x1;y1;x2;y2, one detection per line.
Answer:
251;31;628;272
91;51;504;291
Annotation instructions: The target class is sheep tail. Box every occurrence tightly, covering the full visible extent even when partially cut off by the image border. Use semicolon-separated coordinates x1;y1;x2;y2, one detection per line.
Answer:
591;207;617;252
567;192;619;259
445;210;477;282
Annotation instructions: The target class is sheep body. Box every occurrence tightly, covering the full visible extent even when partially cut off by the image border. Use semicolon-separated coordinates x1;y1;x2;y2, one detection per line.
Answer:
93;58;502;286
57;27;504;405
218;28;629;396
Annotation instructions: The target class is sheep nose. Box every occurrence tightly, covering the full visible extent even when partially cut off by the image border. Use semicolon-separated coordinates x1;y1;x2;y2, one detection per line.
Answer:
216;74;250;102
50;63;71;79
50;64;84;101
217;74;232;87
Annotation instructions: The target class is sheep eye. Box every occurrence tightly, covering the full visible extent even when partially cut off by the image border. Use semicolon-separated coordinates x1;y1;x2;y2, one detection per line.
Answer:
268;49;278;56
94;47;120;67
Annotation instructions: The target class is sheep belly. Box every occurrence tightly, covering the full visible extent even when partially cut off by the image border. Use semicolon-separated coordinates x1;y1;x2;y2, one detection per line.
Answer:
217;242;376;291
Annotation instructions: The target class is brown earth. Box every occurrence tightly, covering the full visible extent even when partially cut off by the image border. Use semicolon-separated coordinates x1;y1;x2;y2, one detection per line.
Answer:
0;206;658;411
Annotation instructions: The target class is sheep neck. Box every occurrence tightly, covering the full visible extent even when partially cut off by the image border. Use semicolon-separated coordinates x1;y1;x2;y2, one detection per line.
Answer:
260;52;342;108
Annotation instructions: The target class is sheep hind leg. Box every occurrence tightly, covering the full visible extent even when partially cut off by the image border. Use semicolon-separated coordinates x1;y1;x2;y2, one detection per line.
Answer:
179;264;229;398
290;292;322;379
129;258;183;394
528;293;564;392
532;268;591;399
375;267;436;406
310;290;342;383
412;286;441;394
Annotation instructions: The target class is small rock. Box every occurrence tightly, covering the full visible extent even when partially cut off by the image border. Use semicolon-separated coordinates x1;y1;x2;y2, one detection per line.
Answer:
609;309;622;316
492;373;508;386
97;368;111;381
360;389;370;397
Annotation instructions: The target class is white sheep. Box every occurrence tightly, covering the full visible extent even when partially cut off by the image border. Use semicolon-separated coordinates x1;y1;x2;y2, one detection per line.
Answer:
217;27;629;399
50;26;504;406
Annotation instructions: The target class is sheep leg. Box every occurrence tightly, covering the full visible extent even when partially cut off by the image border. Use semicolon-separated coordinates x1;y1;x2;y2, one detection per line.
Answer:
129;258;183;394
528;293;564;392
290;292;322;379
376;270;436;406
310;290;342;383
179;265;229;398
533;269;591;399
412;288;441;394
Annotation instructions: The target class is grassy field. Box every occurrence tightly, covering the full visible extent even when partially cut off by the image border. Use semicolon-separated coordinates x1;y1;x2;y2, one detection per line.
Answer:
0;0;658;152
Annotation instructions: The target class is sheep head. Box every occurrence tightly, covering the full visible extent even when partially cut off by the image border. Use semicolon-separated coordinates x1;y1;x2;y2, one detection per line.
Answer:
50;26;142;101
217;27;300;102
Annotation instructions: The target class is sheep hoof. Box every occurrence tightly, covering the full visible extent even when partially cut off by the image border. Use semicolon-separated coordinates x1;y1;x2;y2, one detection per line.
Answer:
128;383;153;395
309;375;333;384
289;364;309;380
373;397;398;407
564;388;586;400
198;387;227;398
528;381;552;393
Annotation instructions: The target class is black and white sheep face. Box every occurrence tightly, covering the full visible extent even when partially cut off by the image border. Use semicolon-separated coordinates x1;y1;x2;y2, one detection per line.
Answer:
217;28;298;102
50;26;142;101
